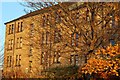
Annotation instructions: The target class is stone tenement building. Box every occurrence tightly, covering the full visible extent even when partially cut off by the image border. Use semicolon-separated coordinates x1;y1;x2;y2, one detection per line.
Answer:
3;2;120;78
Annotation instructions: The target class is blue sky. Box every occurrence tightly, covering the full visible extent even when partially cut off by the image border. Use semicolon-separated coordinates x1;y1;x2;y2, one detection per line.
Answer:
0;2;26;55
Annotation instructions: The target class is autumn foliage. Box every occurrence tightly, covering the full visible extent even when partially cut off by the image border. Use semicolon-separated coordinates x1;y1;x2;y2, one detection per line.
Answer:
81;44;120;79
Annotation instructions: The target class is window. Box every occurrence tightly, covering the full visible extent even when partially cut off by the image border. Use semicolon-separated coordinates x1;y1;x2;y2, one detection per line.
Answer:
76;33;79;46
42;15;46;27
29;61;32;67
54;29;61;43
76;11;80;21
20;37;22;48
11;39;13;50
7;56;12;67
47;55;50;67
16;37;22;49
70;55;74;65
30;23;34;36
71;34;74;46
16;55;21;67
16;38;19;49
29;61;32;72
10;56;12;67
41;32;50;44
16;55;18;66
17;22;23;32
110;39;115;46
46;14;50;25
55;12;61;23
17;22;20;32
86;8;89;21
53;52;60;63
75;55;79;65
20;22;23;32
41;32;44;45
70;55;79;65
71;33;79;46
110;14;115;27
19;55;21;66
11;24;14;34
46;32;48;44
29;44;33;56
109;20;112;28
7;56;9;67
8;25;11;34
8;40;11;50
46;32;50;44
8;24;14;34
42;14;50;26
41;52;44;64
8;39;13;50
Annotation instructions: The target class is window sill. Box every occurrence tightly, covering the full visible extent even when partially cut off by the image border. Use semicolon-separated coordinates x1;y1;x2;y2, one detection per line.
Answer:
16;31;23;33
7;49;13;51
15;65;21;67
16;47;22;49
28;54;33;57
8;33;14;35
53;62;61;64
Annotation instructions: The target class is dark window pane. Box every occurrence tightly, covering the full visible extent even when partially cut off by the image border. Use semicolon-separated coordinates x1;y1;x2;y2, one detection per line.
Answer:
110;39;115;46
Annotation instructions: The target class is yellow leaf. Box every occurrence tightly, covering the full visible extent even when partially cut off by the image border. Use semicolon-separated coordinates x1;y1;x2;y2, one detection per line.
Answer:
116;73;119;76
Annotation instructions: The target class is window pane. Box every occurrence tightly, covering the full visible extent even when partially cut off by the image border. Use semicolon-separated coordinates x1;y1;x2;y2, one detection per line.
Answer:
54;29;61;43
21;22;23;32
11;39;13;49
30;24;34;35
16;55;18;66
70;55;74;65
9;25;11;34
18;22;20;32
76;33;79;46
20;37;22;48
75;55;79;65
42;32;44;44
19;55;21;66
71;33;74;46
11;24;14;34
10;56;12;67
110;39;115;46
41;52;44;64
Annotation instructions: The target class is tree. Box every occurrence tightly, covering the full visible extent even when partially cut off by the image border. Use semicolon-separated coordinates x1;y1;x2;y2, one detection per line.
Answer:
0;47;4;68
21;1;120;78
80;44;120;79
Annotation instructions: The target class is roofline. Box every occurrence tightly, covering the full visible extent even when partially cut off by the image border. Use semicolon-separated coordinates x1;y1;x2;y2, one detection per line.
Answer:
4;2;75;25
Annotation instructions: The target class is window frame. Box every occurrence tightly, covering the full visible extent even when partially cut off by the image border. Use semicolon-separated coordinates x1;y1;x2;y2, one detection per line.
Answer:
18;55;21;66
70;54;79;65
41;32;44;45
11;24;14;34
20;37;22;48
16;37;22;49
46;31;50;44
9;56;12;67
71;32;79;46
53;52;61;63
54;29;61;43
16;55;18;66
17;22;20;32
8;25;11;34
11;39;13;50
41;52;44;64
20;22;23;32
7;56;9;67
